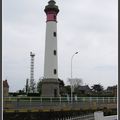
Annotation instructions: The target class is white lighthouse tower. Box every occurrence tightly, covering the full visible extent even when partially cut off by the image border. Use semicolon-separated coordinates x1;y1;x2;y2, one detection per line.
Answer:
41;0;60;97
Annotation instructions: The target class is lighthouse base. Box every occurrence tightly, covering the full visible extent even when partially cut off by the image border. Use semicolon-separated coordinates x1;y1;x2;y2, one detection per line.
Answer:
41;78;60;97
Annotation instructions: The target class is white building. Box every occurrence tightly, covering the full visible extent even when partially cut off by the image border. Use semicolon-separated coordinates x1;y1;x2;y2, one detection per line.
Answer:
94;111;117;120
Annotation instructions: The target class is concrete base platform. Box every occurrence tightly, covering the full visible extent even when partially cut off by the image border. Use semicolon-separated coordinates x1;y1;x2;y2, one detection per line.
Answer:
41;78;60;97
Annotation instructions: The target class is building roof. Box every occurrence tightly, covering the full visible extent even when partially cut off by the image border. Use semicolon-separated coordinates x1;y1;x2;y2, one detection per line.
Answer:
3;80;9;88
107;85;117;91
78;85;91;91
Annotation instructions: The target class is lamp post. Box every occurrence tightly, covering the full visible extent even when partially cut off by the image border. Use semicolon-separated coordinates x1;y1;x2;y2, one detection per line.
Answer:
70;52;79;103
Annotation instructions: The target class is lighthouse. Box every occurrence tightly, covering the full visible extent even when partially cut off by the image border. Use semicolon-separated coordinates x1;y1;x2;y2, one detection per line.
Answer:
41;0;60;97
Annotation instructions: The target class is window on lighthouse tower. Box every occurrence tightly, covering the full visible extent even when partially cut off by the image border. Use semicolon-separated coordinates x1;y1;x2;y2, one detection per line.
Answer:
53;32;56;37
54;69;57;74
53;50;56;55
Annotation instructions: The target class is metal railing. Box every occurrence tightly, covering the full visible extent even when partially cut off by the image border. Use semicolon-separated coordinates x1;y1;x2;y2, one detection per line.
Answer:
3;97;117;110
3;96;117;103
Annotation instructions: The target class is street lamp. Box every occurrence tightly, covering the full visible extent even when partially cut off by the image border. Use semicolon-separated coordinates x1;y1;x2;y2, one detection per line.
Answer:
70;51;79;103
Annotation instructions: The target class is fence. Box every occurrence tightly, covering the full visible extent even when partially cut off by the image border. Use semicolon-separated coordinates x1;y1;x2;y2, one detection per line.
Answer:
3;97;117;110
3;96;117;103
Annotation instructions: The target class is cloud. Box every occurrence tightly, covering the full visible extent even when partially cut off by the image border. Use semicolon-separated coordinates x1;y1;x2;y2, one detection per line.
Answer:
3;0;118;91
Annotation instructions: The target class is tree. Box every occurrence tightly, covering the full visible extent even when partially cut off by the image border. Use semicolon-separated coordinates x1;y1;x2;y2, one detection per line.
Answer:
58;78;65;96
18;89;24;94
22;78;30;94
37;78;42;94
30;79;36;93
68;78;83;93
58;78;65;87
26;78;29;93
64;85;71;95
91;84;104;93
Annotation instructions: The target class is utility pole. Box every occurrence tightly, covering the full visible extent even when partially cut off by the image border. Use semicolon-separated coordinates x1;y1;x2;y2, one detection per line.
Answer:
71;52;79;103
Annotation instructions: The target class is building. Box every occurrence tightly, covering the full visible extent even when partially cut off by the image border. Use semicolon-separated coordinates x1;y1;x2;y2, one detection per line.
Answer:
41;0;60;97
106;85;117;96
77;85;91;95
3;80;9;97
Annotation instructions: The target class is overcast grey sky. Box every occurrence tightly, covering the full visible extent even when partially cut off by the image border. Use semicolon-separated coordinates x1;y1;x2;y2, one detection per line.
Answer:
3;0;118;92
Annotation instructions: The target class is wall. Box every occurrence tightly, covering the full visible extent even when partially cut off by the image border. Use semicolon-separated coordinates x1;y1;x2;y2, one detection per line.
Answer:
3;87;9;97
94;111;117;120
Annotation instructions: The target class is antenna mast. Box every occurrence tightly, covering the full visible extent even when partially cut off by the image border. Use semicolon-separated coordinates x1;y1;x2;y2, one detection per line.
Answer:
30;52;35;93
